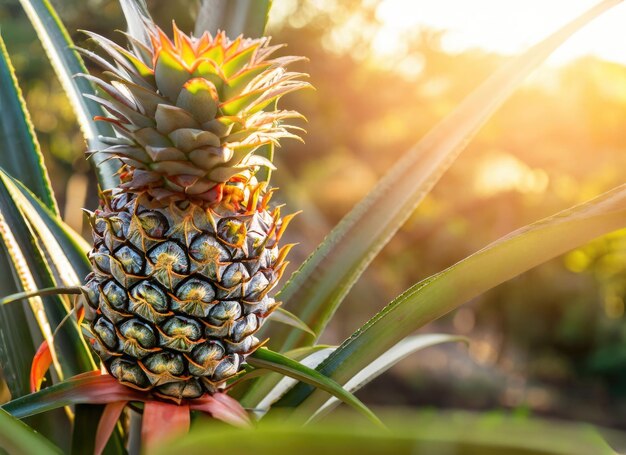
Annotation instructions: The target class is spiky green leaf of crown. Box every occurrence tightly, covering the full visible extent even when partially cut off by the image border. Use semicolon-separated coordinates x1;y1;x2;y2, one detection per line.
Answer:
79;22;309;204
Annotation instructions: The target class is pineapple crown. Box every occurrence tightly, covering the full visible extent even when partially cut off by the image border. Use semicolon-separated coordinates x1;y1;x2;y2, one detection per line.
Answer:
79;22;309;205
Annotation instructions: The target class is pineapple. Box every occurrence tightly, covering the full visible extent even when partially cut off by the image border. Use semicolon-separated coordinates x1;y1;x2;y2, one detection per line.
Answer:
79;22;308;401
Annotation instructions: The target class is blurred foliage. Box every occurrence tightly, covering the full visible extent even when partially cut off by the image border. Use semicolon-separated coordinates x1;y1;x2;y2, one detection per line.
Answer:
1;0;624;429
159;410;617;455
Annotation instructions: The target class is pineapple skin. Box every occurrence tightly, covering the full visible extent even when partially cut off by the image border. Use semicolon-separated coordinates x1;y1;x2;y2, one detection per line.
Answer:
82;190;289;400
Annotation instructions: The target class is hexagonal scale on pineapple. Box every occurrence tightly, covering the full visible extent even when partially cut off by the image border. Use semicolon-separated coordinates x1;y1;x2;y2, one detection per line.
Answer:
188;233;230;280
102;280;129;310
156;379;203;399
129;280;171;323
143;351;185;376
207;300;241;327
229;314;258;342
119;318;159;358
173;277;216;316
158;316;203;351
224;335;257;355
93;317;118;350
109;358;151;389
188;340;226;376
114;244;145;275
212;355;240;381
217;263;250;299
146;241;190;288
244;271;271;300
82;277;99;308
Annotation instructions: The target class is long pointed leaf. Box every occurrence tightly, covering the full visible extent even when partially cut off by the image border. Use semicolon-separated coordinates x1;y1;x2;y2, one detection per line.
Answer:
194;0;273;39
0;408;62;455
247;348;383;427
0;33;57;213
269;307;315;336
0;287;82;306
0;171;93;382
69;401;128;455
276;184;626;412
0;179;61;384
119;0;152;47
17;0;119;189
0;265;38;399
270;0;623;352
93;402;126;455
2;373;143;419
311;335;466;420
234;344;334;404
6;173;91;277
245;347;335;412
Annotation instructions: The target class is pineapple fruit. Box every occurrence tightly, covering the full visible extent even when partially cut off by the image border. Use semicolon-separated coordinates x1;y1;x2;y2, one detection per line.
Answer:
79;22;308;400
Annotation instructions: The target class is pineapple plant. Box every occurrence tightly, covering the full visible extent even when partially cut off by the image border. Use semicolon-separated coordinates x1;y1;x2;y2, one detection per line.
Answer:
79;22;308;399
0;0;625;454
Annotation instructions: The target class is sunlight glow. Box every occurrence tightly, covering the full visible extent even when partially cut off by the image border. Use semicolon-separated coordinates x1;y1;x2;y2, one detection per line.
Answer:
474;153;549;196
375;0;626;65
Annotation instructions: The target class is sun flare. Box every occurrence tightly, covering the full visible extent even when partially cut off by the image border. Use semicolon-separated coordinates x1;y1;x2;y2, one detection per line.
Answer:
374;0;626;64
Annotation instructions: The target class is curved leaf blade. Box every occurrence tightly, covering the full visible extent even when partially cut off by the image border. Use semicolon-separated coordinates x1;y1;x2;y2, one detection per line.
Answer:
0;408;62;455
6;173;91;277
0;171;94;383
0;269;38;399
243;346;335;412
277;183;626;412
270;0;623;352
119;0;152;46
2;373;143;419
0;287;82;306
269;307;315;336
0;33;57;213
247;348;383;427
17;0;119;189
194;0;273;38
310;335;466;420
235;345;334;405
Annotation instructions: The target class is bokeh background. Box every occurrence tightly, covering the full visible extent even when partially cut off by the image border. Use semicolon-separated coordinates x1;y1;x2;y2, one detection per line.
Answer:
1;0;625;430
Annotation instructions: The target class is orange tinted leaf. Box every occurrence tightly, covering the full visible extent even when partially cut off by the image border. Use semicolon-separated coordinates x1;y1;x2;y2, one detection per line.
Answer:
190;393;251;428
95;401;127;455
142;401;190;451
30;340;52;392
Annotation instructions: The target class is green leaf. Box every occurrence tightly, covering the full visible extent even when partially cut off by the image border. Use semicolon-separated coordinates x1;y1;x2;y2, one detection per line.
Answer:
277;183;626;413
269;0;623;352
155;411;616;455
1;374;143;419
0;266;38;399
243;346;335;413
0;175;38;400
269;307;316;337
247;348;383;427
309;335;467;420
237;345;334;408
0;33;57;214
119;0;152;49
17;0;120;189
71;404;125;455
194;0;273;39
0;287;82;306
0;170;93;383
0;408;62;455
3;171;91;279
